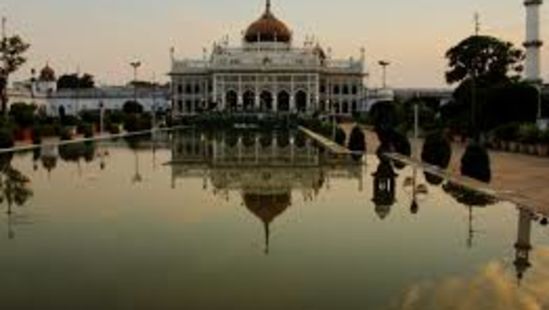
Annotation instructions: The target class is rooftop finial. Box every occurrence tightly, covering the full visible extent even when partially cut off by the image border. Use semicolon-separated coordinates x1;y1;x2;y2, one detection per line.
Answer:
266;0;271;13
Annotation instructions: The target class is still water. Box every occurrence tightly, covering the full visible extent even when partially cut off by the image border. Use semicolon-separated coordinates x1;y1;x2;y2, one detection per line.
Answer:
0;129;548;310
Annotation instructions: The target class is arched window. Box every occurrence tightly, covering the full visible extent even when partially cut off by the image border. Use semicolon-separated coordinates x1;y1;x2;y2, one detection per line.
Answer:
343;85;349;95
295;90;308;113
243;91;255;111
333;85;340;94
278;91;290;112
260;91;273;112
226;90;238;112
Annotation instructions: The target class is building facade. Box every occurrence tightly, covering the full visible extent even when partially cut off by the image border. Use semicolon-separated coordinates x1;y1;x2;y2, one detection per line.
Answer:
170;0;367;117
9;65;170;116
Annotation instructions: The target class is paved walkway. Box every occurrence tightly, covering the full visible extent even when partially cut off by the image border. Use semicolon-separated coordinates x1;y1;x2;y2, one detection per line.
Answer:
340;123;549;216
298;126;352;155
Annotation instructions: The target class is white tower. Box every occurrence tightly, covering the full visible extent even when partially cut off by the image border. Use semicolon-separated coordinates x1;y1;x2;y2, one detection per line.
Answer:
524;0;543;83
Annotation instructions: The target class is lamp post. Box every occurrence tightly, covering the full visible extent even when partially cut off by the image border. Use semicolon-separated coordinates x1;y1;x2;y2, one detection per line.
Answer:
130;61;141;104
378;60;390;89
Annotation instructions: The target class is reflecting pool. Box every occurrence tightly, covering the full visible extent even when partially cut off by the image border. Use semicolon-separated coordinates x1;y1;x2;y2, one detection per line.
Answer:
0;129;548;309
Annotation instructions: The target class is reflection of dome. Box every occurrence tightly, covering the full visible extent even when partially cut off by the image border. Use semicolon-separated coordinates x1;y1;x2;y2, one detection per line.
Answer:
244;1;292;43
39;64;56;82
243;192;291;254
244;193;290;224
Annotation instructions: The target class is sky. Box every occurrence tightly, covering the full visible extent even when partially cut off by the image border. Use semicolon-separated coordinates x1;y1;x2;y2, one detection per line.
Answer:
1;0;548;88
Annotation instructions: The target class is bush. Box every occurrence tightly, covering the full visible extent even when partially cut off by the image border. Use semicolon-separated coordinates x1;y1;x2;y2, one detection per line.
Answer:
422;132;452;168
335;127;346;146
59;127;73;141
9;102;36;128
61;115;79;127
0;129;14;149
540;130;549;145
108;123;121;135
492;123;519;141
517;123;540;144
77;122;94;138
31;126;42;144
348;126;366;153
123;101;144;114
461;143;491;183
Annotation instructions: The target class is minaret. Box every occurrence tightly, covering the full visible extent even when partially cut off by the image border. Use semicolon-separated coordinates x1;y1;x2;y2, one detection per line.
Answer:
524;0;544;83
514;208;533;283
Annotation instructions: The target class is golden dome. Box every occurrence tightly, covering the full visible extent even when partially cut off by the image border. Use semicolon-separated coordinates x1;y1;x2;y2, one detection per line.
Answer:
244;1;292;43
39;64;56;82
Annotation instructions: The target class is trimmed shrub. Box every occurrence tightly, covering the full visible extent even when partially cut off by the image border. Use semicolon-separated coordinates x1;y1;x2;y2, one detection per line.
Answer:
461;143;491;183
335;127;346;146
348;126;366;153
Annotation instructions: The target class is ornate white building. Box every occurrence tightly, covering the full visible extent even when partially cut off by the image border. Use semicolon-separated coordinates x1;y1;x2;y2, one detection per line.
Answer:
170;0;367;117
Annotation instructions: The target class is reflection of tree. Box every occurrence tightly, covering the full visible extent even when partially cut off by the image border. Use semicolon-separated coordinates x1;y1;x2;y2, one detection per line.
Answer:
443;181;496;248
0;166;33;215
0;153;33;240
442;182;496;207
58;142;96;163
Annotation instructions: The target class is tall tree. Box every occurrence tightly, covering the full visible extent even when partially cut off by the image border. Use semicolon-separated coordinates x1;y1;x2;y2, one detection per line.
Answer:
445;35;524;139
445;35;524;85
0;35;30;114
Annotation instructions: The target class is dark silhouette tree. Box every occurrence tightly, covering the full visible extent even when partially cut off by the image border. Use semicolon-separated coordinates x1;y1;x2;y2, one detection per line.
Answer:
445;35;524;85
1;35;31;114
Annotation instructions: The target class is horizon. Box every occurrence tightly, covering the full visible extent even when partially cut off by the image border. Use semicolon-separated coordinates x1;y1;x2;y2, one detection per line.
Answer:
2;0;547;88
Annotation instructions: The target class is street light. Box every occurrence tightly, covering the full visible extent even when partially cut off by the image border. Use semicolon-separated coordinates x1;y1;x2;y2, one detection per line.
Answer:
130;61;141;104
378;60;390;89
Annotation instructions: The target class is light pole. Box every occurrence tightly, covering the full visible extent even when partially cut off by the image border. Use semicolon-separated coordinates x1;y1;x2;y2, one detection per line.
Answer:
130;61;141;104
378;60;390;89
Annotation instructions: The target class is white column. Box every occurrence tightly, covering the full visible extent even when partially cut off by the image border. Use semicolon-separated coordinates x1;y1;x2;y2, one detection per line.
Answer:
524;0;543;83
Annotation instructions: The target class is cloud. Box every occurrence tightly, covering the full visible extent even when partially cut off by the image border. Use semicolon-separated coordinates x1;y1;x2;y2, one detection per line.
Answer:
388;247;549;310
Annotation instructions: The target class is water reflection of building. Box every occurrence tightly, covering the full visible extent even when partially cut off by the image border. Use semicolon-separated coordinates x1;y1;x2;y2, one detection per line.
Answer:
171;130;362;253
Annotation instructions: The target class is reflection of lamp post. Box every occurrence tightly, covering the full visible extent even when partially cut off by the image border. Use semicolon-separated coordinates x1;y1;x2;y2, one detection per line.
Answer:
132;150;142;184
378;60;390;89
403;166;428;214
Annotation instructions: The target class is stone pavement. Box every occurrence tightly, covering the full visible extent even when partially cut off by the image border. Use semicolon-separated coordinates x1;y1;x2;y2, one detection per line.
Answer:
340;123;549;216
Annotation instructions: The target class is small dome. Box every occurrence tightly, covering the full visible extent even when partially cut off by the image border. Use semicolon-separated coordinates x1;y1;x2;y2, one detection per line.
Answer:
244;1;292;43
39;64;56;82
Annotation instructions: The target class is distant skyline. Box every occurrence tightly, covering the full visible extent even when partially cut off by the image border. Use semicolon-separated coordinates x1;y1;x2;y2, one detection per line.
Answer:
2;0;547;88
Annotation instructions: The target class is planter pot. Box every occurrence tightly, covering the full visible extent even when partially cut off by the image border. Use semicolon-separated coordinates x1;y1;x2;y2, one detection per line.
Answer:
528;144;537;155
537;144;549;157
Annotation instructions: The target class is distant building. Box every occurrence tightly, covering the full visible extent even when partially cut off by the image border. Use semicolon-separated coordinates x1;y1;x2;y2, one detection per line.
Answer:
8;64;170;116
170;0;368;117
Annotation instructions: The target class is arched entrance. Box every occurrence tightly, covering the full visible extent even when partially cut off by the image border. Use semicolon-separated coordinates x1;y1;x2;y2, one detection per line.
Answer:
243;90;255;112
296;91;307;113
277;91;290;112
334;102;340;114
226;90;238;112
342;101;349;114
260;91;273;112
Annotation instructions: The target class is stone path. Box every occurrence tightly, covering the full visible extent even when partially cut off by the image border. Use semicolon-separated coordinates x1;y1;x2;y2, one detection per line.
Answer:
340;123;549;216
298;126;352;155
